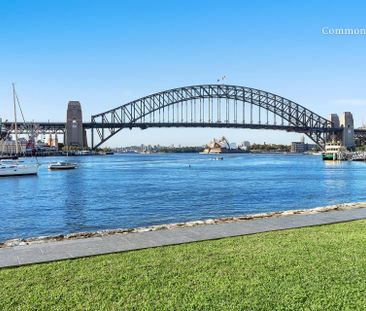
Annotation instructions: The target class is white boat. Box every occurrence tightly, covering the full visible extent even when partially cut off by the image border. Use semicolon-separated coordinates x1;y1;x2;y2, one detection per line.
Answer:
0;84;40;177
0;159;24;163
0;161;39;176
48;161;77;170
322;142;348;161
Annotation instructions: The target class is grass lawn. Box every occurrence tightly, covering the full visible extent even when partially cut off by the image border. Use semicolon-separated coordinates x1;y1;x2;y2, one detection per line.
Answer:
1;220;366;310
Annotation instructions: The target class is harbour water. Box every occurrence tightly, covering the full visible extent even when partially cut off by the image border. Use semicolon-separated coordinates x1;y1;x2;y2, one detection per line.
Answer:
1;153;366;242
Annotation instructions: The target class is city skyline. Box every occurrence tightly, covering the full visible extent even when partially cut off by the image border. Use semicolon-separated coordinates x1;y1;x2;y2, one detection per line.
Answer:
1;0;366;147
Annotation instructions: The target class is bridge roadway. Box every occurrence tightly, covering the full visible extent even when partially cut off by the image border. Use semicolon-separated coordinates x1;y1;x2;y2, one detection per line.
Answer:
2;121;366;140
2;121;365;146
2;121;345;133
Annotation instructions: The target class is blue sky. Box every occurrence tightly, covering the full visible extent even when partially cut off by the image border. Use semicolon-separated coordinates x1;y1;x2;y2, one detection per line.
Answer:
1;0;366;146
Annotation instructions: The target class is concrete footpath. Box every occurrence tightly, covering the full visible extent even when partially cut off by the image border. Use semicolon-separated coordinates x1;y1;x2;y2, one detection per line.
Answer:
1;207;366;269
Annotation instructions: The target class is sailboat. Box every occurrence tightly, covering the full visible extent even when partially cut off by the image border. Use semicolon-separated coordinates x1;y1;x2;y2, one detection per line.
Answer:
0;84;39;177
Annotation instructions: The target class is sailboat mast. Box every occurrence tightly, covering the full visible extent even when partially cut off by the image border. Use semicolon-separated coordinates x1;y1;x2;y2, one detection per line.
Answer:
12;83;20;155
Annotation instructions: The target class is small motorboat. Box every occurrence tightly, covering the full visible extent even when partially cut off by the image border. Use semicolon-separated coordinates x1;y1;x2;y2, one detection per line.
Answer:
214;157;224;160
48;161;77;170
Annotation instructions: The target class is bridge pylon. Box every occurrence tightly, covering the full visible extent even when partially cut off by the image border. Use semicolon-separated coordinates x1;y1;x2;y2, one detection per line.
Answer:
65;101;87;148
328;112;355;149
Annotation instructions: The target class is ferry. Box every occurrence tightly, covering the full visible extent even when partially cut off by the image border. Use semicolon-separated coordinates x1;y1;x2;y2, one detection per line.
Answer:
322;142;348;161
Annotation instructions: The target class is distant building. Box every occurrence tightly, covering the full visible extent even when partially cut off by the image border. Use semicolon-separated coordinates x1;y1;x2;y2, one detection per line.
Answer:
201;136;248;154
0;137;27;154
47;134;59;150
238;140;251;151
291;142;305;153
291;141;318;153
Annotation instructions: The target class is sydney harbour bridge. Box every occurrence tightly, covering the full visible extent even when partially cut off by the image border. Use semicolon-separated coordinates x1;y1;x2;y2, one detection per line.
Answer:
1;84;366;150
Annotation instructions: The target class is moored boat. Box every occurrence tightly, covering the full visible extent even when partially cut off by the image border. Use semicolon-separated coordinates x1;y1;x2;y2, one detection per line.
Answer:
0;84;40;177
48;161;77;170
322;142;348;161
0;160;39;176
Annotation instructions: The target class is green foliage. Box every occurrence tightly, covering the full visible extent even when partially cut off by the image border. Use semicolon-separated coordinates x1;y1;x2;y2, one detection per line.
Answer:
159;146;204;153
62;146;91;151
62;145;81;151
1;220;366;310
251;143;290;152
309;146;321;152
356;145;366;151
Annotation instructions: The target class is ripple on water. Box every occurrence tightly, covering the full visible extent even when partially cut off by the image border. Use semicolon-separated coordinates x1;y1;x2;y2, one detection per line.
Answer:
1;153;366;241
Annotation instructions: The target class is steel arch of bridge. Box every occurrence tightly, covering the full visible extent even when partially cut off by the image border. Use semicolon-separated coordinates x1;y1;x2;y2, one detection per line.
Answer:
91;84;338;149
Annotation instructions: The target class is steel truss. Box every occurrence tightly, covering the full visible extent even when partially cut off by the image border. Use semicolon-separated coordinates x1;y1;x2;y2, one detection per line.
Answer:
91;84;339;149
2;122;66;135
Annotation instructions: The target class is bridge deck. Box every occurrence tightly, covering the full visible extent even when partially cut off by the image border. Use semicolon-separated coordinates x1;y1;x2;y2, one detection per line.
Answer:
2;121;344;132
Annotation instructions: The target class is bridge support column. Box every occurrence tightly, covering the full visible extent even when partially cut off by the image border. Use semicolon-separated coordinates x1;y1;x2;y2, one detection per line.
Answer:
65;101;86;148
328;112;355;149
91;127;94;150
328;114;341;142
340;112;355;149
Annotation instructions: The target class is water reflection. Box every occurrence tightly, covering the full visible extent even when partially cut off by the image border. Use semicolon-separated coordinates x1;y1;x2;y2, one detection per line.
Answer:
63;167;88;232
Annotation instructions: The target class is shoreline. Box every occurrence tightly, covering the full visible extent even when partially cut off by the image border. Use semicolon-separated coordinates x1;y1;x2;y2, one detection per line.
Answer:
2;201;366;248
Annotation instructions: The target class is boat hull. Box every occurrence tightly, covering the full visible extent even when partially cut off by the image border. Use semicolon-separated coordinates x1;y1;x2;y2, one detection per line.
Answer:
49;166;76;170
0;164;39;177
48;162;77;170
322;153;335;161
